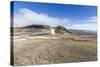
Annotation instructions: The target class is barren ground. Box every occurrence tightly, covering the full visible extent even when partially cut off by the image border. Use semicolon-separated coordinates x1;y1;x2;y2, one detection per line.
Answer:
12;30;97;66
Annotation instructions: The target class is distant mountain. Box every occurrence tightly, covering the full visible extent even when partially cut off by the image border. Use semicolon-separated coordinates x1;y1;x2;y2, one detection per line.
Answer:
23;25;71;35
14;24;97;37
55;26;71;34
23;24;50;29
69;29;97;38
69;29;97;35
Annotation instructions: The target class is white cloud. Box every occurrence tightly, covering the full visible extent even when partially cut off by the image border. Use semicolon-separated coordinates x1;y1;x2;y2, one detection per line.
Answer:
67;16;97;31
14;8;97;31
14;8;71;27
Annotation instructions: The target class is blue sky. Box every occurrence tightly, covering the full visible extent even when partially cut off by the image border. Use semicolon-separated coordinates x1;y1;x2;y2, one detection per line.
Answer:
11;1;97;31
